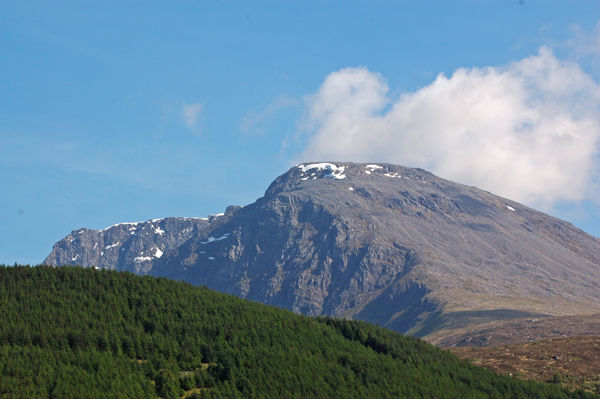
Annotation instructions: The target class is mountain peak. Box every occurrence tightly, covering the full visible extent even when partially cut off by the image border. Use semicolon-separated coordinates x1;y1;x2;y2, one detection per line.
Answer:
45;163;600;345
264;161;435;198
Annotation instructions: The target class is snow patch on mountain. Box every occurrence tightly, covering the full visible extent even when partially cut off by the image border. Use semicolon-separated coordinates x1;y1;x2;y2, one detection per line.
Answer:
365;164;383;174
100;222;139;232
297;163;346;180
98;216;215;234
200;233;230;245
384;172;402;178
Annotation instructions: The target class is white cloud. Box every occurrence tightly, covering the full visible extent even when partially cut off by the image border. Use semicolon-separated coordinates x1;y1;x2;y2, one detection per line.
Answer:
182;103;203;129
300;48;600;209
569;22;600;59
566;22;600;77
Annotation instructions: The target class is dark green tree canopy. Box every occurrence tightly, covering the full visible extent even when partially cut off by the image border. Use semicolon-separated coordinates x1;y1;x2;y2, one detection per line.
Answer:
0;265;594;399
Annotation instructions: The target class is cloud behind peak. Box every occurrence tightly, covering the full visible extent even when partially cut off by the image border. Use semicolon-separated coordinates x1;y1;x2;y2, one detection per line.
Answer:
300;48;600;209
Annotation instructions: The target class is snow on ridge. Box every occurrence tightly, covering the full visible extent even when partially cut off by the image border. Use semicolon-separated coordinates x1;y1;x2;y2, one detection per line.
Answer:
154;227;165;235
200;233;230;245
151;216;209;222
364;164;383;175
154;248;163;258
101;216;213;232
506;205;516;212
100;221;140;232
297;163;346;180
298;162;343;173
105;242;119;250
384;172;402;178
134;256;153;263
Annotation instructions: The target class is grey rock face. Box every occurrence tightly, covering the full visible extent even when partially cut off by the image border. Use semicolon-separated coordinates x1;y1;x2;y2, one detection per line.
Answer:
45;162;600;339
44;217;218;274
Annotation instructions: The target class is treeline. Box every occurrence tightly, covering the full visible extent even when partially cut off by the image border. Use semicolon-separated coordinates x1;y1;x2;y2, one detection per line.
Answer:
0;265;595;398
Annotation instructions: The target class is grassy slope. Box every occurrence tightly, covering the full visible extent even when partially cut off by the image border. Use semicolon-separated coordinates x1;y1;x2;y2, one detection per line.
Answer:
0;265;595;399
428;314;600;347
452;336;600;395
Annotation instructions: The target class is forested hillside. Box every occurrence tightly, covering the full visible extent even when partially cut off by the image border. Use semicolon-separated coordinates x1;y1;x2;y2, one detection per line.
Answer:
0;265;594;398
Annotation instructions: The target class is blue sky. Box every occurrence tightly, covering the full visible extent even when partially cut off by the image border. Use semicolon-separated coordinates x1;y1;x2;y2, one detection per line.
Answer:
2;1;600;264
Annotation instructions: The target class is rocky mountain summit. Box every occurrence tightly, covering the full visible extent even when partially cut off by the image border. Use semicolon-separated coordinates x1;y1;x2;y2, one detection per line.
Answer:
45;162;600;342
45;216;219;274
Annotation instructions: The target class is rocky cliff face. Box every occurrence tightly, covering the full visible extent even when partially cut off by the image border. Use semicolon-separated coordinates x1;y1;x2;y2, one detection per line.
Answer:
45;162;600;340
45;217;217;274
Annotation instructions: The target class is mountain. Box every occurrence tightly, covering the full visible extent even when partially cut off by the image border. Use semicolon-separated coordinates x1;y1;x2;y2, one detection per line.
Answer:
45;162;600;342
1;265;593;399
44;216;224;274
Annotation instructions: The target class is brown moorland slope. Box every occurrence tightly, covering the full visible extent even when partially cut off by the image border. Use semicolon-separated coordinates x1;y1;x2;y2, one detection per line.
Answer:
451;336;600;394
430;314;600;347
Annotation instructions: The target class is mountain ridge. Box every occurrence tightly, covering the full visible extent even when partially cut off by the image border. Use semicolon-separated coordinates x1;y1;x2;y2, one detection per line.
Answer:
45;162;600;343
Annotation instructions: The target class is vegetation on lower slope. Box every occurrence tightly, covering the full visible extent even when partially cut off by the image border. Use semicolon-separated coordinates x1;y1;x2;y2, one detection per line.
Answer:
0;265;595;399
430;314;600;348
452;336;600;395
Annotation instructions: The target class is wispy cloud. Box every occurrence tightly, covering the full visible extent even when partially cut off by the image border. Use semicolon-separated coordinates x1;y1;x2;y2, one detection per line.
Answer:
299;48;600;209
182;102;203;130
567;22;600;73
241;95;297;134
